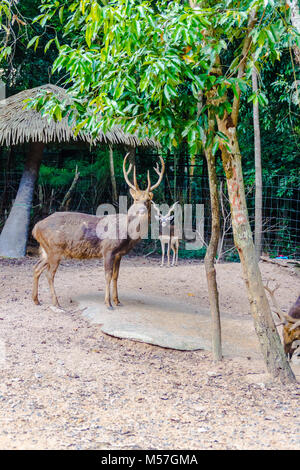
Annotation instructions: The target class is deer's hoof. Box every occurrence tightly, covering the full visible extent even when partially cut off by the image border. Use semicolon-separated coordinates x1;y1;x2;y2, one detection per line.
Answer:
33;299;40;306
106;305;114;311
114;301;123;307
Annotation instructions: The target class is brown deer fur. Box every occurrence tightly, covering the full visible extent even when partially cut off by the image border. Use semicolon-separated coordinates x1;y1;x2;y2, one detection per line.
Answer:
264;282;300;359
283;295;300;358
32;154;164;309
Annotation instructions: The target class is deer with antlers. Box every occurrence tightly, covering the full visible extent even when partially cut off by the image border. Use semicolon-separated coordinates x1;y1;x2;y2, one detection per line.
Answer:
151;201;180;267
32;154;165;310
264;282;300;359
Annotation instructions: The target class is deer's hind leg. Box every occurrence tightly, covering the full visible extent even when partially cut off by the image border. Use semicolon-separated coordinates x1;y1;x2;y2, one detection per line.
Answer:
45;255;61;307
112;255;122;306
104;253;114;309
171;241;176;267
174;238;179;266
32;249;49;305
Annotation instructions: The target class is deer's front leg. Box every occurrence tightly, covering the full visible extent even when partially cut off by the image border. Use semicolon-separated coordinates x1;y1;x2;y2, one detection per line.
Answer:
167;240;171;267
160;238;165;267
112;255;122;306
104;253;114;310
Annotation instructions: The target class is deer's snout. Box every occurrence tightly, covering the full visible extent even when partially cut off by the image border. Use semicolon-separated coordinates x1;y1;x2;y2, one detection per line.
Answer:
139;206;147;215
130;203;148;217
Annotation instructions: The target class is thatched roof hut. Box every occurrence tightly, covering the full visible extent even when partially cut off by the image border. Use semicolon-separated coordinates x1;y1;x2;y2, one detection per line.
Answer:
0;84;157;147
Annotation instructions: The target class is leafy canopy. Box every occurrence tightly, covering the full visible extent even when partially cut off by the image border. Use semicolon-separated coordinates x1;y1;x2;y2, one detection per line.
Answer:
28;0;299;153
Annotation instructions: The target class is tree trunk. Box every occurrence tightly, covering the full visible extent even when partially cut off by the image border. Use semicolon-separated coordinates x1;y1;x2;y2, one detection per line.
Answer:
187;1;222;360
125;146;136;167
59;165;80;211
0;78;5;101
252;67;263;260
0;142;44;258
217;119;295;382
202;96;222;360
287;0;300;64
188;153;196;203
204;146;222;361
109;145;118;205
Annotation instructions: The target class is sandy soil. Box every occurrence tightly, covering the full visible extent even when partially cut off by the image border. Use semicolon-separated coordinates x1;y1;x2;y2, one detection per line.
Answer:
0;255;299;450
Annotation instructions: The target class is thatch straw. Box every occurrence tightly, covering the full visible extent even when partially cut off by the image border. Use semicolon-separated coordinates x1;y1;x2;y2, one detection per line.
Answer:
0;84;158;147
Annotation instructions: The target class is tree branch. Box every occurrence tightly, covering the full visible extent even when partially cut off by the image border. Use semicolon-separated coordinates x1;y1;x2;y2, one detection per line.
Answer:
231;9;258;126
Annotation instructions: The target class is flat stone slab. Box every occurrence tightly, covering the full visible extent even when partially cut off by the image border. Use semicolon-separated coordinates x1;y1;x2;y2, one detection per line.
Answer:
73;291;262;358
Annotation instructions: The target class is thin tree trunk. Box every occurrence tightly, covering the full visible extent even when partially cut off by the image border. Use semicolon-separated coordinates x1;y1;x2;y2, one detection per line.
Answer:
0;142;44;258
0;78;5;101
109;145;118;205
287;0;300;64
173;151;177;201
188;153;196;204
125;146;136;167
204;148;222;360
59;165;80;211
252;67;263;260
217;117;295;383
203;94;222;361
188;0;222;360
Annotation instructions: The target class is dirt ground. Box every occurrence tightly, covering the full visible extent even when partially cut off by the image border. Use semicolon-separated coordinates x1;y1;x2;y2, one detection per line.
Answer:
0;254;299;450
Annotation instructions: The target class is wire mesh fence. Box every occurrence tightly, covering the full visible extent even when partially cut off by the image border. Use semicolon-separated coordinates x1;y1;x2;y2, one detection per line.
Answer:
0;162;299;260
161;163;300;260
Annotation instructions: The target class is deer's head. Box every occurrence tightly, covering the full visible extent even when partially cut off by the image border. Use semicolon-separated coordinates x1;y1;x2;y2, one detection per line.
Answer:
151;201;179;227
123;153;165;217
264;284;300;359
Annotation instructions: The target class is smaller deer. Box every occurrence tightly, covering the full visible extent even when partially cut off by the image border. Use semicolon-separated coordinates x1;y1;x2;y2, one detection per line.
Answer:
264;282;300;359
152;201;180;267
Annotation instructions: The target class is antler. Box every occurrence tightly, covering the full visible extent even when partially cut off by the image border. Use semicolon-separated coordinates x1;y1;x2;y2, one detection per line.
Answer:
165;201;179;218
123;153;139;191
147;155;165;191
151;200;179;219
289;319;300;331
264;281;300;327
151;201;161;216
264;281;286;322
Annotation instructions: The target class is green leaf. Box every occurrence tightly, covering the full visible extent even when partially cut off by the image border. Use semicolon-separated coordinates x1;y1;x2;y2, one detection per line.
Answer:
44;38;54;53
59;6;64;24
27;36;40;49
212;139;219;156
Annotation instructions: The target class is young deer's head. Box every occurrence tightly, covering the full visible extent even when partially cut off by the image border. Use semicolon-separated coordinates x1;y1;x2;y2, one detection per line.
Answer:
151;201;179;227
123;153;165;217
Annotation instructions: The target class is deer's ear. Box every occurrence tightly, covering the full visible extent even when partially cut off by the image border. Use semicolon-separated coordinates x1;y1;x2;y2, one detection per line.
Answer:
168;215;174;221
149;192;154;200
129;188;136;198
155;215;160;221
